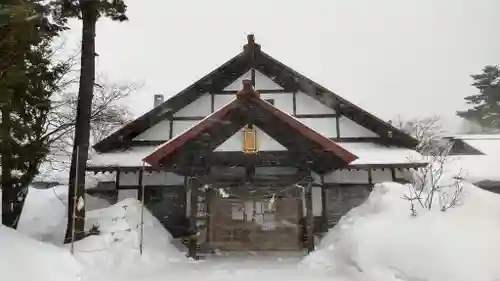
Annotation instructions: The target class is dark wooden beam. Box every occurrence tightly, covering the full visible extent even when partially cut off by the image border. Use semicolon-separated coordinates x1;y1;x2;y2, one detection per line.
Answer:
187;176;198;259
172;116;204;121
335;104;340;139
251;68;256;86
304;177;314;253
210;92;215;113
294;113;338;118
320;174;328;232
217;89;292;95
348;163;427;169
137;168;144;201
169;119;173;139
292;91;297;115
115;169;120;192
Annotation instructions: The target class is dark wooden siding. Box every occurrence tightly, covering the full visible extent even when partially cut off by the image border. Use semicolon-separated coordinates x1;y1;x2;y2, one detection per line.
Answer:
324;185;371;228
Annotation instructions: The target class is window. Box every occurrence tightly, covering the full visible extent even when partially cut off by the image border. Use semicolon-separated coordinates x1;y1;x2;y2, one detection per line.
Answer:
264;99;275;105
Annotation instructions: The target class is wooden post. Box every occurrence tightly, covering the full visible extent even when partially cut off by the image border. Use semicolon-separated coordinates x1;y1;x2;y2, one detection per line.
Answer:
137;168;144;202
320;174;328;232
114;169;121;202
187;176;198;259
305;180;314;253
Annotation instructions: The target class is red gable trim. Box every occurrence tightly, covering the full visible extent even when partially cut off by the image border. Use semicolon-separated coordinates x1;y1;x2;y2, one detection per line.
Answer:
142;100;239;166
252;97;357;163
143;80;358;167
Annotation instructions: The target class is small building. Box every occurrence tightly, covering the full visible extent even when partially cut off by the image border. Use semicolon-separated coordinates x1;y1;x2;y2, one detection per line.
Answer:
88;35;427;255
445;134;500;193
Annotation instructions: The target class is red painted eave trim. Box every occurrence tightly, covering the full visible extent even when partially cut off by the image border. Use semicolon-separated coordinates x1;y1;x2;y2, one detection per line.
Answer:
142;100;238;167
252;97;358;163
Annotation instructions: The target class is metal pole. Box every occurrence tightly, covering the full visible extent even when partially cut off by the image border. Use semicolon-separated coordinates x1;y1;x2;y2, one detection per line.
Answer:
70;146;79;255
139;163;146;255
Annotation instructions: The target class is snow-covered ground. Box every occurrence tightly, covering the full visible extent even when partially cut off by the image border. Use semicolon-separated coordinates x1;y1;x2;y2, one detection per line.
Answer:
2;171;500;281
303;181;500;281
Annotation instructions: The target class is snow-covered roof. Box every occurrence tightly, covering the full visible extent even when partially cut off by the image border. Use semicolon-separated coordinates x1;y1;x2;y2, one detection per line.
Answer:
445;134;500;183
87;146;159;168
336;142;427;166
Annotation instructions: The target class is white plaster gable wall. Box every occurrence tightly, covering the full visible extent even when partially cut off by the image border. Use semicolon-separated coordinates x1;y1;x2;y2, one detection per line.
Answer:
172;120;198;136
173;93;211;117
259;93;294;114
133;119;170;141
224;70;252;91
223;69;284;91
295;92;336;115
213;94;235;110
338;116;379;138
254;70;283;90
215;126;287;152
296;117;337;138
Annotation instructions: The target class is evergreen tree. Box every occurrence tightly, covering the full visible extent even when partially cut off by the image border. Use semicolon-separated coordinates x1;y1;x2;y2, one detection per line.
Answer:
457;65;500;132
49;0;127;243
1;0;68;227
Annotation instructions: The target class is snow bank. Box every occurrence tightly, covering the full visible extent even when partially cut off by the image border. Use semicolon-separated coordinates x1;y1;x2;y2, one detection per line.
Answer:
303;182;500;281
0;226;83;281
70;198;186;270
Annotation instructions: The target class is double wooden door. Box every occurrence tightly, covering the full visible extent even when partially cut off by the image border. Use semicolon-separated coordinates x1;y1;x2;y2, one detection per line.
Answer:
209;195;302;251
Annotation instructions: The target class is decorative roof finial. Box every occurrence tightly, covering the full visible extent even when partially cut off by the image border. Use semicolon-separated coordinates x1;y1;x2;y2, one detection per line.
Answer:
247;34;255;45
243;33;261;53
242;79;253;92
237;79;259;99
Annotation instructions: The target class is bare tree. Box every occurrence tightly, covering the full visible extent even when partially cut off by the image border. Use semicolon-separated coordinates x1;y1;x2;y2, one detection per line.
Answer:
391;115;447;155
44;77;135;171
402;145;465;216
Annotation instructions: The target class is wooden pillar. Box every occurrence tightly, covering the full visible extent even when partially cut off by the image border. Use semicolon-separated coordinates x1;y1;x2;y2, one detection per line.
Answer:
114;169;121;202
187;175;199;259
305;180;314;253
390;168;396;181
137;168;144;202
320;174;328;232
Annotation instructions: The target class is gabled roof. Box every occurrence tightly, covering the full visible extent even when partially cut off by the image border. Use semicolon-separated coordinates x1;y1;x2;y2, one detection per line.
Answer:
94;34;418;153
142;80;358;171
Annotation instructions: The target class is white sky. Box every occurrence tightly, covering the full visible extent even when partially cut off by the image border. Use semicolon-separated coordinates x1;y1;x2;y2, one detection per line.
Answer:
61;0;500;133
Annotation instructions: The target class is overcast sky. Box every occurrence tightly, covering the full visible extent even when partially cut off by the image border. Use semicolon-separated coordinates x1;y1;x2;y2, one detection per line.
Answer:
62;0;500;133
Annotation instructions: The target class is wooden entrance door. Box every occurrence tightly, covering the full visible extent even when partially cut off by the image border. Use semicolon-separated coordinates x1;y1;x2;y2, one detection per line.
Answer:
209;195;302;251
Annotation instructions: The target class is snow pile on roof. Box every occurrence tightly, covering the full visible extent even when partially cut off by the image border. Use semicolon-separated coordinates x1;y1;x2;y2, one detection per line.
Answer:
0;226;83;281
302;181;500;281
69;198;187;271
88;146;158;167
447;134;500;183
337;142;427;166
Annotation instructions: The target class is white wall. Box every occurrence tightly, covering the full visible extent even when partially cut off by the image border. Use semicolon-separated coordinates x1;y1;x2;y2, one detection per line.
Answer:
214;126;287;152
338;116;378;138
295;91;336;115
172;120;198;137
223;69;284;91
213;94;235;110
174;93;211;117
224;70;252;91
296;117;337;138
133;119;170;141
259;92;294;114
119;171;184;186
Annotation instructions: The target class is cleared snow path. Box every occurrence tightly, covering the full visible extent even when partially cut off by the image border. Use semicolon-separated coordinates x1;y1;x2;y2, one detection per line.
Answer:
93;252;351;281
